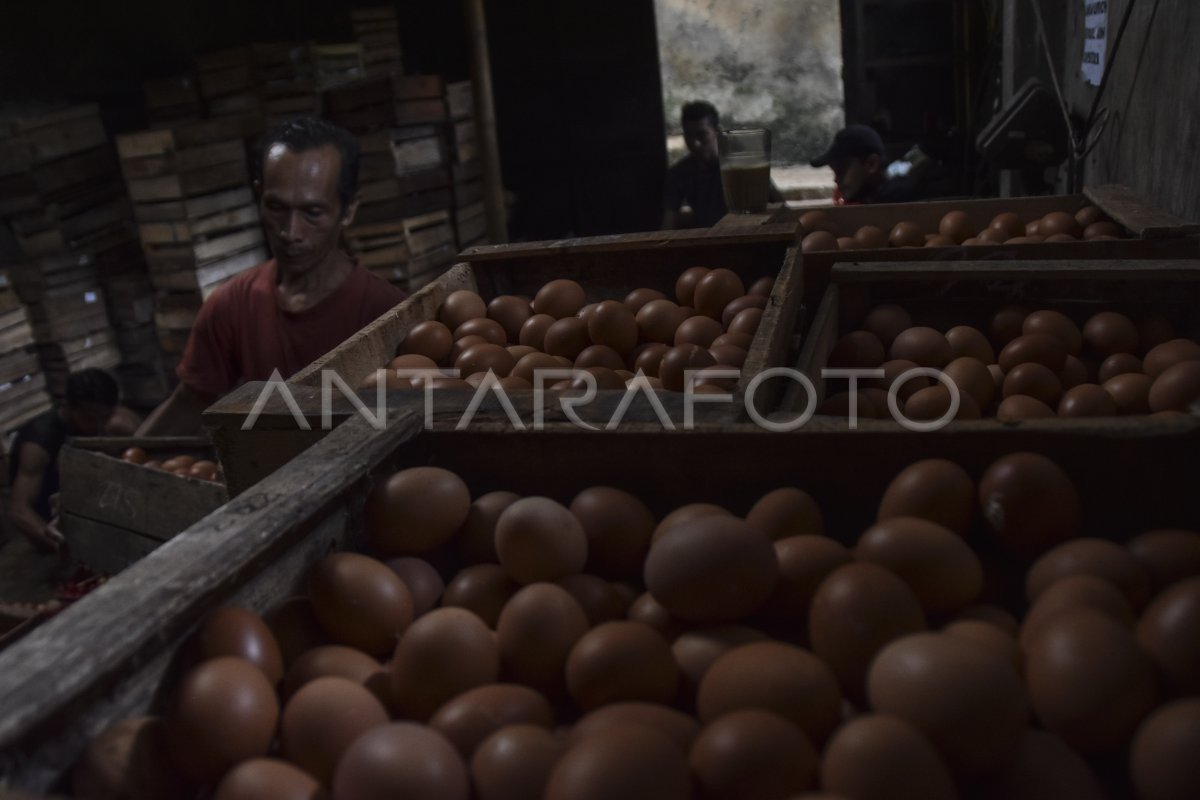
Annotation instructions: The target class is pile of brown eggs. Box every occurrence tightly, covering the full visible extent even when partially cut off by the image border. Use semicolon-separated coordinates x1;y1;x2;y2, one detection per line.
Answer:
360;268;774;395
119;447;223;483
799;205;1125;253
820;303;1200;420
74;454;1200;799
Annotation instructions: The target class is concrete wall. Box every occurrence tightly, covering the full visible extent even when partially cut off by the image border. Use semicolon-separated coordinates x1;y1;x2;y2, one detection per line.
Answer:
654;0;844;165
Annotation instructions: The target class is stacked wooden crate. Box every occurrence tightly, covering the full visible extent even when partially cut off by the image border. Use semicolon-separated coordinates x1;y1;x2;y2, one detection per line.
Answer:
352;6;403;77
0;267;52;435
142;75;202;128
115;117;266;372
312;44;366;91
0;105;126;399
196;47;263;119
445;80;486;249
259;45;318;127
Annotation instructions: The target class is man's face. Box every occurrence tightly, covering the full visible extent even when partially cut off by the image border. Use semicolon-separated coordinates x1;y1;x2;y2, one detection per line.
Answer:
683;118;719;164
260;144;357;275
66;402;114;436
831;154;881;202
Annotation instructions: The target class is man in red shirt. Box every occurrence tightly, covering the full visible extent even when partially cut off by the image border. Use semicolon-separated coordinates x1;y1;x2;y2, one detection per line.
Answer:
138;117;408;435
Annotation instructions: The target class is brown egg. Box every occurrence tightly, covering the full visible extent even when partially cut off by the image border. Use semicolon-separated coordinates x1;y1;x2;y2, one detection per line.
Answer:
388;354;440;380
454;491;517;564
571;703;698;752
937;210;972;243
745;487;824;539
517;314;555;350
973;729;1107;800
860;305;911;349
635;299;686;344
1023;310;1081;355
626;592;680;639
877;459;974;535
121;446;148;464
990;306;1030;348
1024;608;1158;756
720;295;767;329
507;353;559;387
280;675;388;785
580;300;635;355
457;343;517;379
942;619;1022;674
837;236;858;250
853;225;888;249
1039;211;1083;239
1045;233;1079;243
542;317;590;360
889;221;924;248
385;557;444;617
194;607;284;685
979;452;1080;557
925;234;957;247
674;315;724;348
748;276;774;297
809;563;927;702
72;716;185;799
904;385;981;421
675;267;711;306
1002;362;1063;407
1144;338;1200;379
693;269;745;320
429;684;554;758
471;725;565;800
1137;577;1200;696
999;334;1069;372
800;209;834;233
1075;205;1106;228
574;344;625;371
658;344;716;392
497;583;588;696
889;327;951;369
556;574;625;626
545;724;689;800
1056;354;1089;390
712;331;754;350
868;633;1027;777
570;486;655;579
1150;360;1200;412
576;302;600;328
708;344;748;368
689;709;818;798
977;226;1010;244
1057;383;1117;417
281;645;380;699
1027;538;1151;610
167;657;279;784
1021;575;1135;649
442;564;519;628
494;497;588;585
1082;311;1138;357
454;317;507;346
213;758;322;800
855;517;983;614
943;356;995;409
161;455;195;472
630;342;671;376
1083;221;1123;239
996;394;1056;421
821;714;957;800
961;237;984;246
876;359;930;401
391;607;499;721
365;467;470;555
728;307;763;336
1127;529;1200;593
1095;353;1141;384
1129;699;1200;800
333;722;469;800
533;279;586;319
486;295;533;343
447;334;488;367
441;291;487;331
801;230;839;252
990;212;1025;240
953;604;1020;635
565;621;678;710
826;330;884;370
653;502;731;542
624;287;668;313
307;553;414;656
1025;219;1042;236
644;515;778;622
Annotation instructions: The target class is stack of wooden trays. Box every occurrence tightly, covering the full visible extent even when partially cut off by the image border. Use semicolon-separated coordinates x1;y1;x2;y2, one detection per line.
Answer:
254;43;317;126
0;105;127;399
352;5;403;77
0;268;52;436
311;44;366;92
196;47;263;119
445;80;486;248
115;116;266;372
142;74;202;128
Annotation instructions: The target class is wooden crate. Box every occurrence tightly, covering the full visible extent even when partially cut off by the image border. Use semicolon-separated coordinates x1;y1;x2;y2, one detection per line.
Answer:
2;403;1199;791
786;259;1200;426
204;226;800;493
58;438;229;576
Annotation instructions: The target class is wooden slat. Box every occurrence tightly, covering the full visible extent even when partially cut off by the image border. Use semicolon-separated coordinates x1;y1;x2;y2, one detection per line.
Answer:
1085;184;1200;239
61;513;162;575
830;259;1200;281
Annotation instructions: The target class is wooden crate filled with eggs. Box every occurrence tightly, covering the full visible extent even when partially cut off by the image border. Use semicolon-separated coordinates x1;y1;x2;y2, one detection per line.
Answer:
1;402;1197;797
784;259;1200;430
57;437;229;575
204;224;800;494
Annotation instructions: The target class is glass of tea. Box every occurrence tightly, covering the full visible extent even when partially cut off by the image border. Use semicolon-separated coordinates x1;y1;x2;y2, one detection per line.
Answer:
718;129;771;214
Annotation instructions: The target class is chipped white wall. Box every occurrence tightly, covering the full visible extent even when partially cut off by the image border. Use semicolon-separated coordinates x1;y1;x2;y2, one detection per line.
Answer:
655;0;844;164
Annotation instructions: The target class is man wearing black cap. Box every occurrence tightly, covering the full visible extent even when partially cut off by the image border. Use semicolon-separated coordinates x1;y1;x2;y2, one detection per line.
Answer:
811;123;917;205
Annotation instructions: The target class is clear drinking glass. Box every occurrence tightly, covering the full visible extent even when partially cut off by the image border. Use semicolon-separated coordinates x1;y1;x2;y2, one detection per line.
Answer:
719;129;771;214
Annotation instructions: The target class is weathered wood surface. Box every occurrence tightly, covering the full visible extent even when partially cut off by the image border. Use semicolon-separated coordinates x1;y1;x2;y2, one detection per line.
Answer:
60;513;161;575
0;409;427;792
1084;185;1200;239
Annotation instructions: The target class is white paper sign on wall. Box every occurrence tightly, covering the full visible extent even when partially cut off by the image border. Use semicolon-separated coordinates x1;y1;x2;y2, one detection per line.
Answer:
1082;0;1109;86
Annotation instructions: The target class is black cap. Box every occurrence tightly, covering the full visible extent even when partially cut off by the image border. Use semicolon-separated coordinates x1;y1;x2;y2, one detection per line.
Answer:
810;124;884;167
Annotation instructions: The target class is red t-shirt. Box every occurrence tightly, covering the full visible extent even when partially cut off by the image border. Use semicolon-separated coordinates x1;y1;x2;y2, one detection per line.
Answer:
177;259;408;396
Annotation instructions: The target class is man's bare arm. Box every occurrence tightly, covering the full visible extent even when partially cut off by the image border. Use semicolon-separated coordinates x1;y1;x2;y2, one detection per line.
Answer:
5;443;61;551
135;382;217;437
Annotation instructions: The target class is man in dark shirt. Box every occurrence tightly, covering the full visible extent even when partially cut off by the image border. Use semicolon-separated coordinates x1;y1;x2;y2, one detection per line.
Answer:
5;369;118;552
810;123;919;205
